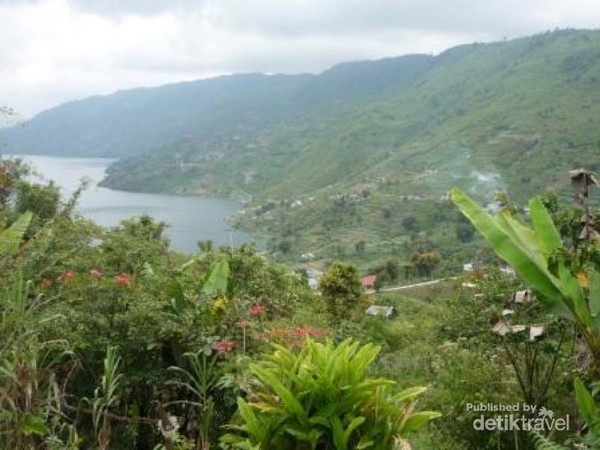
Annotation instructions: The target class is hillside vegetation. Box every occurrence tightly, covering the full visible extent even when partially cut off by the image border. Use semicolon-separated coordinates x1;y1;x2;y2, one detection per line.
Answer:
3;30;599;203
2;158;600;449
2;29;600;270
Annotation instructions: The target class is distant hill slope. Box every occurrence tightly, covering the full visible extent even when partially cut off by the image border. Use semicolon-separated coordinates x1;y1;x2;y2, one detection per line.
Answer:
2;29;600;207
0;54;432;157
101;29;600;204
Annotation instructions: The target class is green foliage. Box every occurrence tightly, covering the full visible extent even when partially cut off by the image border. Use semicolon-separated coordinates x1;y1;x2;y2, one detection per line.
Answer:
409;251;441;278
0;275;74;448
7;31;600;274
221;339;439;449
167;348;225;448
318;261;363;322
531;432;568;450
0;211;32;256
530;379;600;449
90;346;124;450
573;379;600;439
202;258;230;296
451;187;600;375
0;166;318;448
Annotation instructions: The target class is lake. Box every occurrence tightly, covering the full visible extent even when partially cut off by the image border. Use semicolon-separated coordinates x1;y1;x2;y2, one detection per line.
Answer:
8;155;254;253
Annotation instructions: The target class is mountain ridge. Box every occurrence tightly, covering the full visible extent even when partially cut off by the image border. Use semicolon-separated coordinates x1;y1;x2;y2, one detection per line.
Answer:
0;53;432;158
0;30;600;268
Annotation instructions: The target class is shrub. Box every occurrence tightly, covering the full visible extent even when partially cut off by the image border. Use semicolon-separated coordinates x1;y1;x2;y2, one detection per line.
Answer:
221;338;440;449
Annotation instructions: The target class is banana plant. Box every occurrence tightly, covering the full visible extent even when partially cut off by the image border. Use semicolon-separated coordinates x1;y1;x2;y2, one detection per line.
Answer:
167;257;230;316
450;188;600;374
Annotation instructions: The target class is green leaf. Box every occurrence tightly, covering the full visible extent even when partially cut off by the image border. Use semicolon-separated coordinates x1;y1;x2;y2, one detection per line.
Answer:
343;416;366;446
330;415;346;450
21;415;48;437
167;279;187;314
237;398;265;441
450;188;570;317
400;411;442;433
250;365;306;420
0;211;33;256
356;436;374;449
529;197;562;255
202;259;230;295
557;262;589;326
589;271;600;322
393;386;427;403
574;379;598;430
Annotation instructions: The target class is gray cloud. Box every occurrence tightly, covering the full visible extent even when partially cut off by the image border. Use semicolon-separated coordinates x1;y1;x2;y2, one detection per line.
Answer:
66;0;204;17
1;0;599;117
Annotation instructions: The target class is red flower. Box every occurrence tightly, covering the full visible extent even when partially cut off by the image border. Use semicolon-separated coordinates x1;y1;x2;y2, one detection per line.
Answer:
114;273;131;288
213;340;235;354
292;327;310;337
58;270;76;283
89;268;103;279
236;320;250;329
249;304;266;317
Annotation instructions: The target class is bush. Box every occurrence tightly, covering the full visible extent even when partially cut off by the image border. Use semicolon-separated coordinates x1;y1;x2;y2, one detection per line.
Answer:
221;338;440;449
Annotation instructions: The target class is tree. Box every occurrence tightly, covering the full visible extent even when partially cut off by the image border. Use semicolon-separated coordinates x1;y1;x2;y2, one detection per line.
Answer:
402;215;417;231
456;217;475;243
410;251;441;278
318;262;363;322
354;240;366;255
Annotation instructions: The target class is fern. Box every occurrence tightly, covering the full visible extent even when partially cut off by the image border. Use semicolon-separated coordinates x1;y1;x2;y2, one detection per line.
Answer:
531;432;568;450
0;211;33;256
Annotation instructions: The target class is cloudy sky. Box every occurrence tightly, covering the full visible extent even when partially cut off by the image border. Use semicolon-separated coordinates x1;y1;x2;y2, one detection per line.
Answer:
1;0;600;118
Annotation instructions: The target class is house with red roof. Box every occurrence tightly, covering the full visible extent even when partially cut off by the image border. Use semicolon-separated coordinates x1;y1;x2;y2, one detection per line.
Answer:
361;275;377;290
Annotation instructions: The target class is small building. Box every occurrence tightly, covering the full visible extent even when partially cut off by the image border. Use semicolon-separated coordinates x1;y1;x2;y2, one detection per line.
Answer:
500;265;516;276
300;252;315;261
512;289;534;304
365;305;394;318
305;268;323;291
362;275;377;290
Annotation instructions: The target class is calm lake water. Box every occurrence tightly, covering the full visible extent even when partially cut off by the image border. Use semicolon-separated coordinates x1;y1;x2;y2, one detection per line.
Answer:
10;155;253;253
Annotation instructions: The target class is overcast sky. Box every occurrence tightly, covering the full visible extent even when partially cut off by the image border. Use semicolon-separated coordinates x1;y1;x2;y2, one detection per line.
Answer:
1;0;600;119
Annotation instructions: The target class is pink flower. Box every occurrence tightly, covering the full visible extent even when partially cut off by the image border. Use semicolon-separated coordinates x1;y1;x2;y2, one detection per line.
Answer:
89;268;103;279
114;273;131;288
249;304;266;317
213;340;235;354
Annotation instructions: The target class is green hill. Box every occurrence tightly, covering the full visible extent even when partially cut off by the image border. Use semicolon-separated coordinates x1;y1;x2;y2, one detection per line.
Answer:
2;29;600;269
0;55;431;157
95;29;600;203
